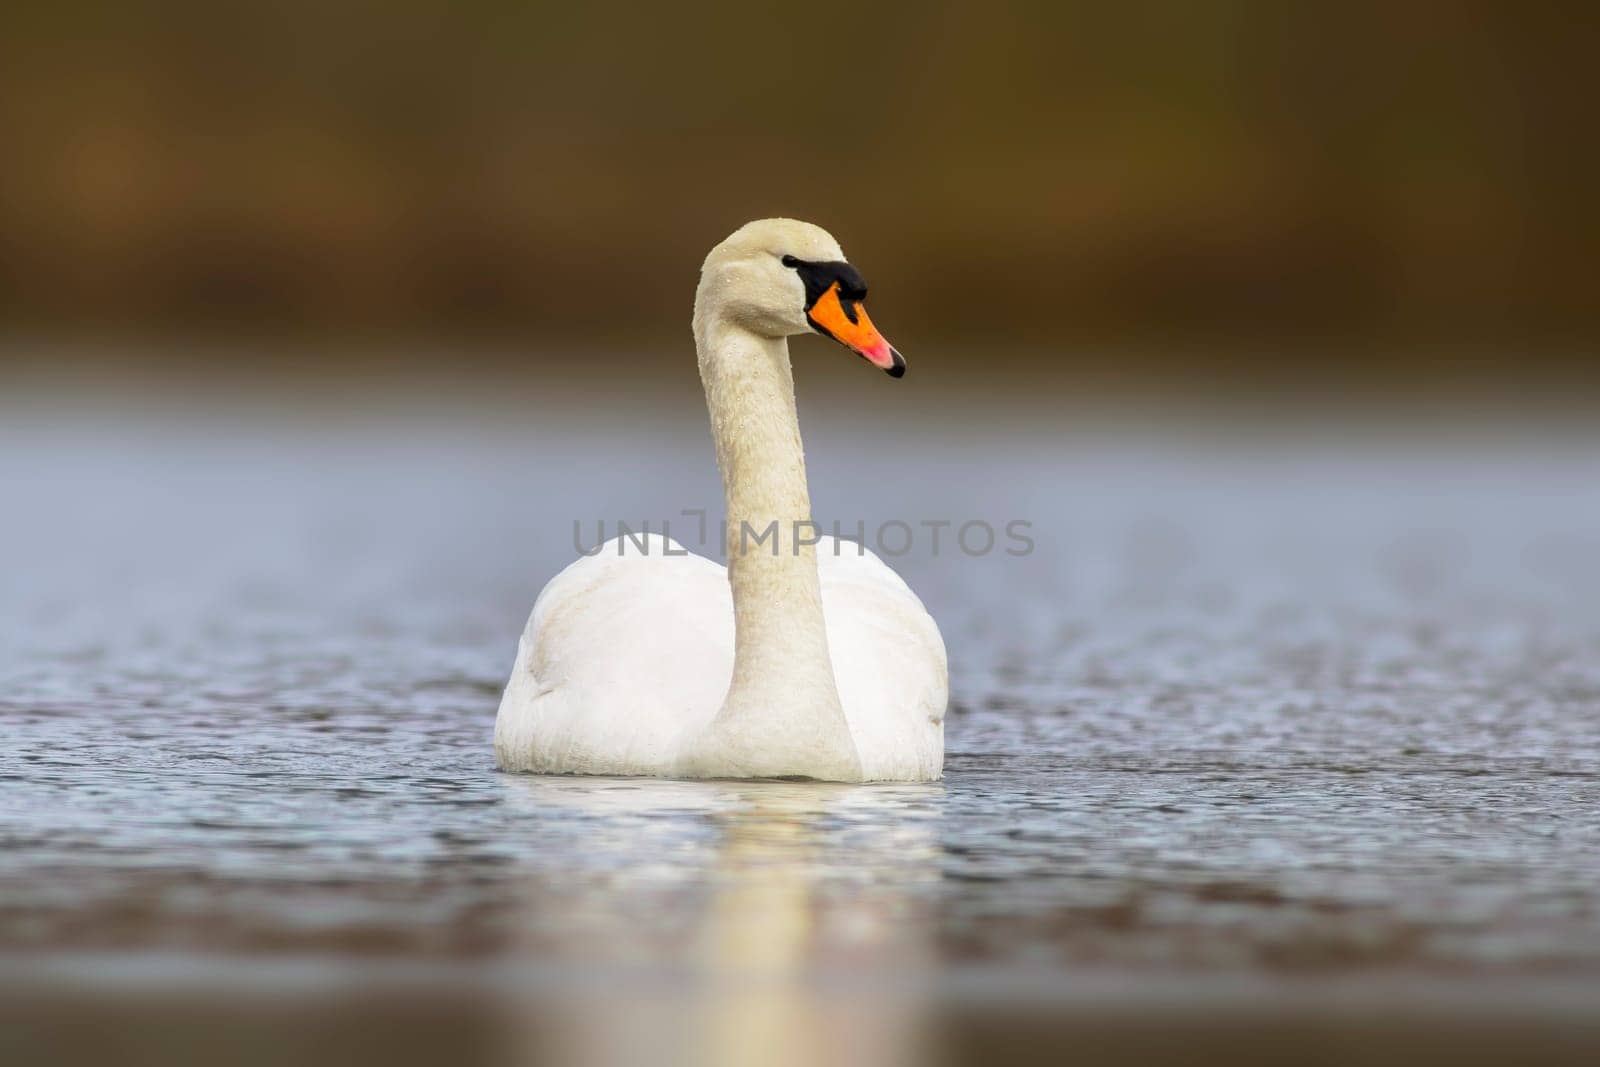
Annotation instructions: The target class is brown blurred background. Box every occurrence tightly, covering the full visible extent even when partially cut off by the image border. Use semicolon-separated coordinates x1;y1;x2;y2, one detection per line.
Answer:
1;1;1595;391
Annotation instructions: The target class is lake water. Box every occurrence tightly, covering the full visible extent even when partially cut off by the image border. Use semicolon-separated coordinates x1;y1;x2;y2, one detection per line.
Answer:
3;383;1599;1063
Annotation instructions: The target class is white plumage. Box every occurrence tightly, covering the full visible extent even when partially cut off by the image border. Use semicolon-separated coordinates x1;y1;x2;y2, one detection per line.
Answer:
494;219;948;782
495;533;946;781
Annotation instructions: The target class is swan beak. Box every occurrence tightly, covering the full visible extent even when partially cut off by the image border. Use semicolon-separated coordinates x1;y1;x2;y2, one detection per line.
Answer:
807;282;906;378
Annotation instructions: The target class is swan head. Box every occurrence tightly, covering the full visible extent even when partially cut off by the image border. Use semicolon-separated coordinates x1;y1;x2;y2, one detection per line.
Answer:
698;218;905;377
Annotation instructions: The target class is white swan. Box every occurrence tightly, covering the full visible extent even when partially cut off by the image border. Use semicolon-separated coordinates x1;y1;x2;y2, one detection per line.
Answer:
495;219;947;783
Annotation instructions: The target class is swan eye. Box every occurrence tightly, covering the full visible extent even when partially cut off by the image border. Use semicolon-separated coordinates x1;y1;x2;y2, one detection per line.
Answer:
781;255;799;268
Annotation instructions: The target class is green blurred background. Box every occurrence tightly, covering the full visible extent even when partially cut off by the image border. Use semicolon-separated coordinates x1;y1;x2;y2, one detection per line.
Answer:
1;1;1595;392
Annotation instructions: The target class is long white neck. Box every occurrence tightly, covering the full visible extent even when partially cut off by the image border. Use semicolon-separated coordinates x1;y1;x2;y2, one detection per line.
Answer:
685;314;862;780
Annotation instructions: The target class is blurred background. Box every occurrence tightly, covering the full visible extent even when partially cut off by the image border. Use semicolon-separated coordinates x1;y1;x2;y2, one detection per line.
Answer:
1;1;1596;394
4;4;1600;1066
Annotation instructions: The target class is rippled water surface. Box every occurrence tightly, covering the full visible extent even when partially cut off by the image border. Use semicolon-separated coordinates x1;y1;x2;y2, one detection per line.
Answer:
4;392;1600;1012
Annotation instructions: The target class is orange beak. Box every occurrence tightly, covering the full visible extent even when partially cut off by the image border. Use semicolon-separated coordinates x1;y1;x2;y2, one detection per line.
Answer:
806;282;905;377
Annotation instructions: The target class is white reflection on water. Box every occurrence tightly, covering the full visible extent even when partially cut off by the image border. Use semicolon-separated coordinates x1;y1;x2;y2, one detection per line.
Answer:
496;776;939;1067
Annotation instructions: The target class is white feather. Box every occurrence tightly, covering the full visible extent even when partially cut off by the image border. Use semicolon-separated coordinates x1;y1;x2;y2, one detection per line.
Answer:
495;219;948;782
496;535;945;781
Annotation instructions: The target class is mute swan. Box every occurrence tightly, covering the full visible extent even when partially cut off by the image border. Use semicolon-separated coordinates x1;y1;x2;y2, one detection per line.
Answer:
495;219;947;782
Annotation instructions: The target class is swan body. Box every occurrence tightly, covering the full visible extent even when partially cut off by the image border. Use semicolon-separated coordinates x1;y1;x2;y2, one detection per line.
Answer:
495;219;947;782
496;533;945;781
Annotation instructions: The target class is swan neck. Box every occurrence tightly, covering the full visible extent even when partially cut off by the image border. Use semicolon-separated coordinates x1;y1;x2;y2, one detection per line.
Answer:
691;315;857;777
698;323;811;544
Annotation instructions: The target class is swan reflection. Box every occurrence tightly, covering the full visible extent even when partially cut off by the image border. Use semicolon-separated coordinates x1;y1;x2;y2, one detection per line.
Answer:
496;775;941;1066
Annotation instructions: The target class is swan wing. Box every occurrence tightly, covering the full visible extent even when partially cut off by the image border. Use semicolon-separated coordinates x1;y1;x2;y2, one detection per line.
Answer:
495;534;733;775
816;537;948;781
